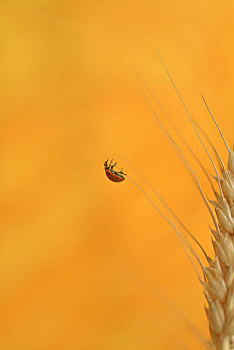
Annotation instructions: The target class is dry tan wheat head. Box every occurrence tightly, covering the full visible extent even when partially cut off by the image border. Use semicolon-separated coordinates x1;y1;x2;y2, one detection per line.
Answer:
154;56;234;350
124;55;234;349
203;148;234;350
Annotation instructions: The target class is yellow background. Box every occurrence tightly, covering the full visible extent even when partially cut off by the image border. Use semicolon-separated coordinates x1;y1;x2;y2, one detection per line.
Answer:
0;0;233;349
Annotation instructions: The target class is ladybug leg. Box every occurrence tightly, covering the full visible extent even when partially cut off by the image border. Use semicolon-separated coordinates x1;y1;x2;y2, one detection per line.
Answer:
119;168;126;175
111;162;117;169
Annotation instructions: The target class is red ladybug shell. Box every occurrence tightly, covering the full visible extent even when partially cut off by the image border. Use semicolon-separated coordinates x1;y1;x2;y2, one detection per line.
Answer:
105;169;125;182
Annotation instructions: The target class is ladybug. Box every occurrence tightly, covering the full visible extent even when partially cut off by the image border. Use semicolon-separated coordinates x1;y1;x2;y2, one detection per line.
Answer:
104;159;126;183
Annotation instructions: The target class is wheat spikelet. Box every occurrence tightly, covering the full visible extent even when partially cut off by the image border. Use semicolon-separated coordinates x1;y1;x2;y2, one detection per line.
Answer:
203;148;234;350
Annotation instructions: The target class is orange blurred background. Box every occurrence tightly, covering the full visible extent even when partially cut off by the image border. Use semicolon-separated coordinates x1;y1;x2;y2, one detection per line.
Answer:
0;1;233;349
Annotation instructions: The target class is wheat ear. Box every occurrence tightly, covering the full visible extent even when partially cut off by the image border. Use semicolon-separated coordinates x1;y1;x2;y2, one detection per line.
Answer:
155;53;234;349
202;139;234;349
114;54;233;348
